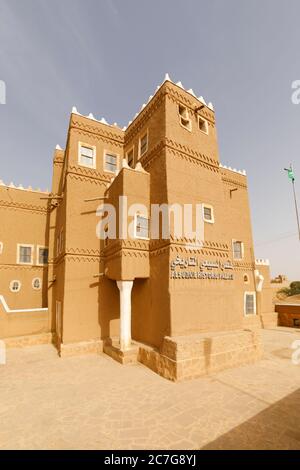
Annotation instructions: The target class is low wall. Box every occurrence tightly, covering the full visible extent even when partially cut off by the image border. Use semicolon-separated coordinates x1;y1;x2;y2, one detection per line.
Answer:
0;295;51;343
138;328;263;381
276;303;300;328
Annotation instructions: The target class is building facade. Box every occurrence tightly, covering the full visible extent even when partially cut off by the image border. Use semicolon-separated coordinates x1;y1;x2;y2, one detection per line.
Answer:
0;76;277;380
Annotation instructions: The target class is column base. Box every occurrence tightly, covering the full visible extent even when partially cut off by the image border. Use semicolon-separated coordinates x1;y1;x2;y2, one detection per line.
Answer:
103;337;139;365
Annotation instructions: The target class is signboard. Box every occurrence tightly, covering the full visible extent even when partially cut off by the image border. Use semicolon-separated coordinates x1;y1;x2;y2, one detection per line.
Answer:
170;256;234;280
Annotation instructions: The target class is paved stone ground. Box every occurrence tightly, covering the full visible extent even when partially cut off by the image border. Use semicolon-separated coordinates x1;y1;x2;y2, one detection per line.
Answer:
1;328;300;450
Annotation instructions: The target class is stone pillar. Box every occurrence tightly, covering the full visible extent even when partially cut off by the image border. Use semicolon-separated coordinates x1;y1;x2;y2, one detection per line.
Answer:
117;280;134;351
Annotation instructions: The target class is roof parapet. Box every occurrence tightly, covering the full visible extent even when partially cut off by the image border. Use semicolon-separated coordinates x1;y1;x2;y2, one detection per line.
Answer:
70;73;215;134
219;163;246;176
255;258;270;266
0;179;49;194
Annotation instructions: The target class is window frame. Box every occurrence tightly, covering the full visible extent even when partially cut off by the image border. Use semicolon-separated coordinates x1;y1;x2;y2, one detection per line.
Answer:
139;130;149;158
0;242;3;254
134;213;150;240
126;146;135;168
244;291;256;316
232;240;244;260
36;246;48;266
17;244;34;265
178;104;192;132
202;204;214;224
32;277;42;290
10;280;21;293
78;142;97;169
103;150;119;174
198;115;209;135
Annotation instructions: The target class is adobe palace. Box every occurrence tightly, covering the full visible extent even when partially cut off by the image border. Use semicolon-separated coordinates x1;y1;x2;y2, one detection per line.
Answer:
0;75;277;380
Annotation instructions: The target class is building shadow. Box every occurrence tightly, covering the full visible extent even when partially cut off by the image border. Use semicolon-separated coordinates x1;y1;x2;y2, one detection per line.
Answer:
201;388;300;450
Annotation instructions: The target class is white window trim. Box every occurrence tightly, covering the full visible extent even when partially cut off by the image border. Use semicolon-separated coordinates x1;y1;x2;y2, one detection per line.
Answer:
138;130;149;158
244;291;256;316
178;104;192;132
202;204;215;224
78;142;97;169
32;278;42;290
232;239;244;260
198;115;209;135
10;280;21;293
17;244;34;265
126;146;135;167
36;245;48;266
134;213;150;240
103;149;119;174
0;242;3;254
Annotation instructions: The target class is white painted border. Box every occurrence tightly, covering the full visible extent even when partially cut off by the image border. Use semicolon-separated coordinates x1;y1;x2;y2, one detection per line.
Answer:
0;295;48;313
134;213;150;240
17;244;34;265
244;291;256;316
32;277;42;290
9;280;21;293
78;142;97;169
0;242;3;255
103;149;119;174
202;204;214;224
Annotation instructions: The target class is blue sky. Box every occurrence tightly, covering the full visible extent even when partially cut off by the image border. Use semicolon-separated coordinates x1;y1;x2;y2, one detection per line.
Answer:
0;0;299;279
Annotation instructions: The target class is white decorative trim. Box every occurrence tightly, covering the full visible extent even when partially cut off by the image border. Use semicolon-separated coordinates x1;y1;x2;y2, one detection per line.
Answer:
0;295;48;313
0;180;49;194
219;163;247;176
0;242;3;255
255;258;270;266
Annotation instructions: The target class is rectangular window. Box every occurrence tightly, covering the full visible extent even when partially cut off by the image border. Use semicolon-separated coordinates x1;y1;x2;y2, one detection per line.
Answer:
293;318;300;328
17;244;33;264
203;204;214;223
198;116;208;134
139;133;148;157
104;152;118;173
233;241;243;260
127;147;134;168
178;104;191;131
244;292;256;315
38;247;48;265
79;144;96;168
135;215;149;239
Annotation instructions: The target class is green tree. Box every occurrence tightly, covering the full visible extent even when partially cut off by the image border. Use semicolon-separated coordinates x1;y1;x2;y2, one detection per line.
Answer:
279;281;300;297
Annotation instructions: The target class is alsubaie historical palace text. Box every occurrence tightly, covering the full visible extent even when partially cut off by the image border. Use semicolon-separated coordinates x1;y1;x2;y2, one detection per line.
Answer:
0;75;277;380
